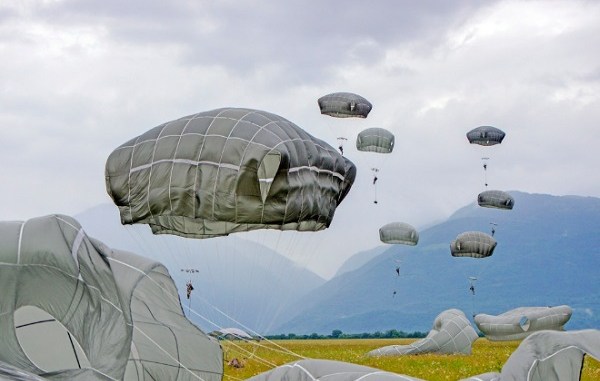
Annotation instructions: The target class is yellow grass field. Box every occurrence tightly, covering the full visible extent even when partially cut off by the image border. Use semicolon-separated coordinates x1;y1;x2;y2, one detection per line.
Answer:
221;338;600;380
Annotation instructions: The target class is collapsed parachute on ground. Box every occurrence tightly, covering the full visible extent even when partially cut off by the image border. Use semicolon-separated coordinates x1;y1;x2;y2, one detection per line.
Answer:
317;92;372;118
247;359;425;381
0;215;223;381
461;329;600;381
451;231;497;258
466;126;506;146
478;190;515;210
356;127;395;153
210;328;255;341
105;108;356;239
367;309;479;356
475;305;573;341
379;222;419;246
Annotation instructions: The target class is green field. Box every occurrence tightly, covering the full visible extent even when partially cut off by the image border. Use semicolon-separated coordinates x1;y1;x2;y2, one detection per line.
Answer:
222;338;600;380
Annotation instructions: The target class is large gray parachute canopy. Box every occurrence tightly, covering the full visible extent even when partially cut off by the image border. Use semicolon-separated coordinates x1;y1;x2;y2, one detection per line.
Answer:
356;127;395;153
475;305;572;341
478;190;515;210
367;309;479;356
0;214;223;381
466;126;506;146
317;92;373;118
379;222;419;246
247;359;425;381
451;231;497;258
461;330;600;381
105;108;356;239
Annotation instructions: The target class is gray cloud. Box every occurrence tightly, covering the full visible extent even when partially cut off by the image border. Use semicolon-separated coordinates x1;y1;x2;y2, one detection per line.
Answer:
1;0;599;277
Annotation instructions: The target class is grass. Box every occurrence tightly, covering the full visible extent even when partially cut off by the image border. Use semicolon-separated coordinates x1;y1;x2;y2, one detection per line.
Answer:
221;337;600;380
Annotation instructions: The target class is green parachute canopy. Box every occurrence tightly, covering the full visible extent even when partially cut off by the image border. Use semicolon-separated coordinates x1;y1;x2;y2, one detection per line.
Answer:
466;126;506;146
379;222;419;246
356;127;395;154
478;190;515;210
317;92;372;118
105;108;356;239
450;231;497;258
0;215;223;381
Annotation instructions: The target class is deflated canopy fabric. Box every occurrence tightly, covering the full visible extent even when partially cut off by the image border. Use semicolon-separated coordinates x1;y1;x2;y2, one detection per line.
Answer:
478;190;515;210
211;327;254;340
0;214;223;381
379;222;419;246
461;330;600;381
466;126;506;146
475;305;573;341
367;309;479;356
451;231;497;258
105;108;356;239
356;128;395;153
317;92;372;118
246;359;425;381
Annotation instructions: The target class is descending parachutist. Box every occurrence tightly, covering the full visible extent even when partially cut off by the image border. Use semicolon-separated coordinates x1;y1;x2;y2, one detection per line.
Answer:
186;281;194;299
338;145;344;155
395;267;400;276
373;176;378;185
469;285;475;295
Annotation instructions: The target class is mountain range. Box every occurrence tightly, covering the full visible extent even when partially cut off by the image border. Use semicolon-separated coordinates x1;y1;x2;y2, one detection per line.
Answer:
273;191;600;334
74;191;600;335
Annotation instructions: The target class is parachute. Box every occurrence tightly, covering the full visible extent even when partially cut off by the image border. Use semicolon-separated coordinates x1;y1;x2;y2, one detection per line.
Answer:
367;309;479;356
450;231;497;258
105;108;356;239
466;126;506;146
464;330;600;381
356;127;395;154
475;305;573;341
478;190;515;210
0;214;223;381
317;92;372;118
379;222;419;246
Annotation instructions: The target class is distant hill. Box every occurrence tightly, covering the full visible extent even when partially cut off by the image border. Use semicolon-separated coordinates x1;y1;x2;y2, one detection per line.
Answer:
273;192;600;334
334;246;387;277
75;204;326;334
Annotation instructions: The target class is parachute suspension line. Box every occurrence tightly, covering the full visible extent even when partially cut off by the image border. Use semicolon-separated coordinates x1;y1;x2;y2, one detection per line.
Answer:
468;276;477;318
132;325;209;381
220;340;278;368
187;296;308;360
481;157;489;188
372;167;379;204
337;137;348;155
122;262;296;374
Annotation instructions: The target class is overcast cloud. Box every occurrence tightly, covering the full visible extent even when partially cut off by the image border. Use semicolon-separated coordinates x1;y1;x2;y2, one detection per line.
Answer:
1;0;599;278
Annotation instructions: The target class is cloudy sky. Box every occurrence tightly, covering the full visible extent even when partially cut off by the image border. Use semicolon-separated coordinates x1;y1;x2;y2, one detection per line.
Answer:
2;0;599;278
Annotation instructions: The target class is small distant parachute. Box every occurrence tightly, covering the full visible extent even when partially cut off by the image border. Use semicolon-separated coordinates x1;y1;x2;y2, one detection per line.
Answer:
466;126;506;146
450;231;497;258
379;222;419;246
478;190;515;210
356;127;395;154
105;108;356;239
318;92;372;118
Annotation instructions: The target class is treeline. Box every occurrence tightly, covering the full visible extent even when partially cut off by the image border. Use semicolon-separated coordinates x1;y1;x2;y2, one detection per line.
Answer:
265;329;427;340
